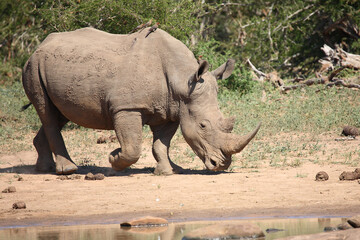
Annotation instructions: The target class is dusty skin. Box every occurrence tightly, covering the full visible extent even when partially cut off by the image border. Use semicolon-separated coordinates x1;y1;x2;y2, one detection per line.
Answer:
0;130;360;227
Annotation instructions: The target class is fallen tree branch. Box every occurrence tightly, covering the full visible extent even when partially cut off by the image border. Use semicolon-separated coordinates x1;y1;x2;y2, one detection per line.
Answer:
280;78;325;92
326;79;360;89
247;59;266;78
328;67;345;81
246;59;283;86
321;44;360;69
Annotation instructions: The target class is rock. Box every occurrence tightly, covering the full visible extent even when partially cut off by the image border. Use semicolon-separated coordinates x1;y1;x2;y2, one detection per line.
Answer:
266;228;284;233
2;186;16;193
182;223;265;240
69;174;82;180
85;173;95;180
57;174;82;180
342;126;359;137
339;171;360;180
120;216;168;228
17;176;24;181
85;173;105;180
12;201;26;209
94;173;105;180
57;175;68;180
337;222;353;230
97;135;117;144
348;215;360;228
278;228;360;239
323;226;337;232
96;136;107;144
109;135;117;142
315;171;329;181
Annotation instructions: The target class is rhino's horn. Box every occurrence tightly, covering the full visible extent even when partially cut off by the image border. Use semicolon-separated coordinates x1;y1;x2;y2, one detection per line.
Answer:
222;123;261;155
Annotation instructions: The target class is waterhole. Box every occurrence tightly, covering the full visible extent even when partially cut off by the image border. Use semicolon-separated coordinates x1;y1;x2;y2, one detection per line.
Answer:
0;217;348;240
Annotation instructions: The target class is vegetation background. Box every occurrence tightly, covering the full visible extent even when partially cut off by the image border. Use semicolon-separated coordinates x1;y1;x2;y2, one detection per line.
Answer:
1;0;360;167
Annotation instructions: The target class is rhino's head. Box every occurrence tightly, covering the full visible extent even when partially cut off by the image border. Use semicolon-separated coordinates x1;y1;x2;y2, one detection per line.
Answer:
179;59;260;171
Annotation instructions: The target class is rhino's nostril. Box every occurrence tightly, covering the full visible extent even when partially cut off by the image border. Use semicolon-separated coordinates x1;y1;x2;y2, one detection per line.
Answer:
210;159;217;167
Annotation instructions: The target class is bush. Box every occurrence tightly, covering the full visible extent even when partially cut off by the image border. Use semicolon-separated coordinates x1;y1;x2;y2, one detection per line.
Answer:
200;0;360;77
193;39;255;94
38;0;200;44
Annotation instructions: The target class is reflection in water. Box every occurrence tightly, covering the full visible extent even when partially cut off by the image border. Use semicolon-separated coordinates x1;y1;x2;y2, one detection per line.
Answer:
0;217;347;240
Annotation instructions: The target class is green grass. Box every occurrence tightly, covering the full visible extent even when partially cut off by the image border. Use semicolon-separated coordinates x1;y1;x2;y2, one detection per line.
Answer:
219;82;360;135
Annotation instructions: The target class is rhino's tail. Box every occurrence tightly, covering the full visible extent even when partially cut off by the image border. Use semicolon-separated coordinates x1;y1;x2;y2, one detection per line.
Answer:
20;102;32;112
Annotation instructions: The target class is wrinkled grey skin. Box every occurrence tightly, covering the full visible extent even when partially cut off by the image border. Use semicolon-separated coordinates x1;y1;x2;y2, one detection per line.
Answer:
22;27;260;175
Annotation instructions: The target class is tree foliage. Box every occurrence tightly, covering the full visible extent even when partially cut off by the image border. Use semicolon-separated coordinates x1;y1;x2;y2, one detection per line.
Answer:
200;0;360;77
0;0;41;65
1;0;360;90
37;0;200;44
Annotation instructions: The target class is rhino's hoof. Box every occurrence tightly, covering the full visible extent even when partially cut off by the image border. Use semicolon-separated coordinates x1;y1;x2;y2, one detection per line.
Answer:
36;164;56;173
56;162;78;175
109;149;135;171
154;167;174;176
35;158;56;173
154;164;184;175
110;162;129;171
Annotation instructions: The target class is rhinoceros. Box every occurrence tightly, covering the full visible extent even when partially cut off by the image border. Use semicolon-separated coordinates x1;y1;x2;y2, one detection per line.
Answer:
22;27;260;175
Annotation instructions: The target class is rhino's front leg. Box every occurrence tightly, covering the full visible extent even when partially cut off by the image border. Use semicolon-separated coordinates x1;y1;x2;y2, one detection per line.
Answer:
151;121;183;175
109;111;142;171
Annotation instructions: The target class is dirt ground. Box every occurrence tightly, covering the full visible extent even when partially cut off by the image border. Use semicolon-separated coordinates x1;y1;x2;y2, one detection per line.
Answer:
1;130;360;228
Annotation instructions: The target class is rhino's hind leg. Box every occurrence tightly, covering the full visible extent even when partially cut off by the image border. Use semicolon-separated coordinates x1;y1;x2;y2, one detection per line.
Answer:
151;121;183;175
109;111;142;171
34;126;55;172
33;102;77;174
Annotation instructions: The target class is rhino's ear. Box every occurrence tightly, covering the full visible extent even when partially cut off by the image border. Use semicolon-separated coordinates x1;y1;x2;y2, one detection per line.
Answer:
194;60;209;81
212;59;235;80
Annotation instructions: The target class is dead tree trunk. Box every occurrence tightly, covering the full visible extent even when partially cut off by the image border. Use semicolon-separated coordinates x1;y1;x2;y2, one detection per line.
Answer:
321;44;360;70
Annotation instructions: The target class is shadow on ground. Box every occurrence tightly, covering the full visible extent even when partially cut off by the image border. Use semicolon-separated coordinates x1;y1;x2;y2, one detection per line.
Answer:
0;165;229;176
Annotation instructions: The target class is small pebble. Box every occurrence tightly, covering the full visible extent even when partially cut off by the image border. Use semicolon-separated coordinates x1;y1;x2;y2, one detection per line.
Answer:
342;126;359;137
339;171;360;181
96;136;107;144
85;173;105;180
94;173;105;180
85;173;95;180
12;201;26;209
2;186;16;193
315;171;329;181
57;176;68;181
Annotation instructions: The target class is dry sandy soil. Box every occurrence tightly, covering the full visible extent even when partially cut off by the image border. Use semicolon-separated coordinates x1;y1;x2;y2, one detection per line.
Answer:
0;129;360;228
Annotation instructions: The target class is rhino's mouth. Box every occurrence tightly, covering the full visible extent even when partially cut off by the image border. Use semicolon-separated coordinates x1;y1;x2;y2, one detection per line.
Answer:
204;150;231;171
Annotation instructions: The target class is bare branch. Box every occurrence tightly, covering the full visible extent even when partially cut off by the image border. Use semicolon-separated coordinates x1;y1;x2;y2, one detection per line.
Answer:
327;79;360;89
303;9;319;21
280;53;300;67
247;59;267;78
280;78;325;92
328;67;345;81
274;4;314;32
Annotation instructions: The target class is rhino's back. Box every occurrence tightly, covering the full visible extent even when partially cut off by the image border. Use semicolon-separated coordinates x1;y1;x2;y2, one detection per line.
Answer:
26;28;197;129
26;28;157;128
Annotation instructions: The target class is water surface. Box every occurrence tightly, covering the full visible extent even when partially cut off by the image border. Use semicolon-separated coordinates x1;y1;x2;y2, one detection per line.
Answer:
0;217;347;240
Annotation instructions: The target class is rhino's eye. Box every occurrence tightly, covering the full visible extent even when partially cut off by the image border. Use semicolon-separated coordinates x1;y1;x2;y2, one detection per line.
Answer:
199;120;210;130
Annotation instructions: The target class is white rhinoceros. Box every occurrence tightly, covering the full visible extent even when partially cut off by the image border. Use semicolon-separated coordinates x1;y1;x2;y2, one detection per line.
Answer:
22;27;260;175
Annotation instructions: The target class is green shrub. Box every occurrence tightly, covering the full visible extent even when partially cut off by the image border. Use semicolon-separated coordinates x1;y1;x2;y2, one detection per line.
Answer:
38;0;200;44
193;38;255;94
